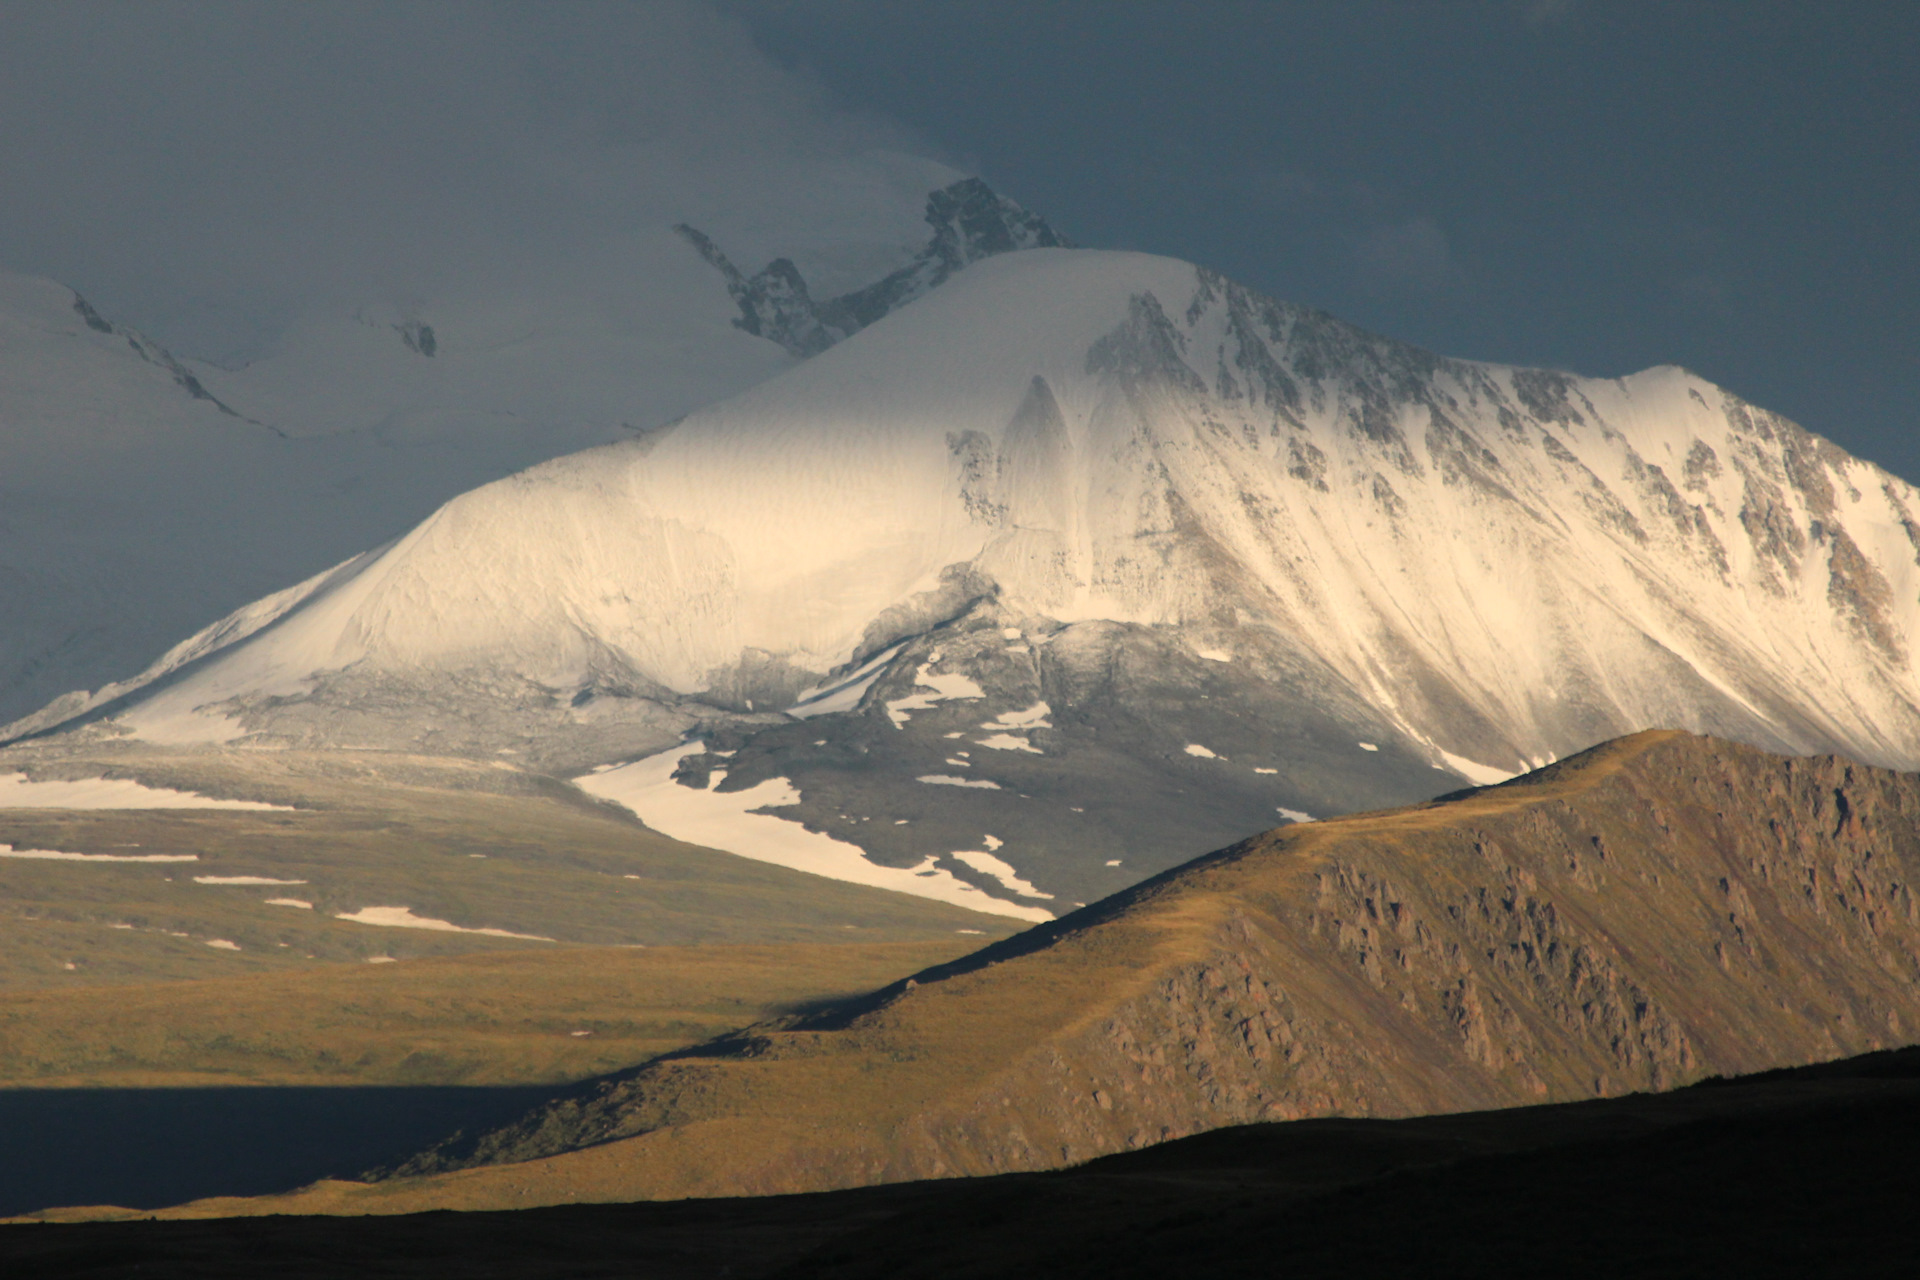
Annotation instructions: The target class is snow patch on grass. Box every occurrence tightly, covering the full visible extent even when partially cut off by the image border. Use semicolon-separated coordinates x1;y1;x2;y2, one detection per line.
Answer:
1432;747;1519;786
0;774;291;810
194;875;308;885
951;849;1053;902
0;844;196;863
578;743;1047;921
983;701;1051;730
335;905;553;941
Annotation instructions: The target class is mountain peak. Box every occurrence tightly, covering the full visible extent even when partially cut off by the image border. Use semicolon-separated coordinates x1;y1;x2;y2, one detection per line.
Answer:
926;177;1068;257
677;177;1071;357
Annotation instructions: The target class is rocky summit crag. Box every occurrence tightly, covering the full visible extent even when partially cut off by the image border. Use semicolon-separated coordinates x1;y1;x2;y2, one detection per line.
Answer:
676;178;1070;357
70;730;1920;1219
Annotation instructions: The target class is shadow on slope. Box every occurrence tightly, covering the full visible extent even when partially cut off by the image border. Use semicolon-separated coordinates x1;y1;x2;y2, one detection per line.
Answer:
4;1046;1917;1277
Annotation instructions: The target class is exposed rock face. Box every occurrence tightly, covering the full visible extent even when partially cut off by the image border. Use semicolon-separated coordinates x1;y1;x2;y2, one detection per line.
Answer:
677;177;1069;357
674;224;842;358
393;319;436;357
818;178;1071;336
162;731;1917;1217
68;294;257;424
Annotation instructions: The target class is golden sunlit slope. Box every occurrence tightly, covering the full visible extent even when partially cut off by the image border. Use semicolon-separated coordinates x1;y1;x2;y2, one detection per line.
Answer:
0;941;985;1090
35;730;1920;1221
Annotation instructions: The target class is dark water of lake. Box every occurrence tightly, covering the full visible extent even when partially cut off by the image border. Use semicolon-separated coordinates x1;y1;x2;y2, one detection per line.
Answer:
0;1085;558;1217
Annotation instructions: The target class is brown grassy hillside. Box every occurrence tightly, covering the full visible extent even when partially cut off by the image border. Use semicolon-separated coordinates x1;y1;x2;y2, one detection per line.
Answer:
33;730;1920;1220
0;941;987;1089
0;748;1019;988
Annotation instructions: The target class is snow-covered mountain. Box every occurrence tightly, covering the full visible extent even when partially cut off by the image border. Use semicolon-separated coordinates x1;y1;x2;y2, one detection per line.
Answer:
15;249;1920;916
0;174;1062;724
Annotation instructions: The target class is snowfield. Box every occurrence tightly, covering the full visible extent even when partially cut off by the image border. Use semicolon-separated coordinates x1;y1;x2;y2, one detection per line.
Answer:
332;906;553;942
578;745;1052;921
0;845;197;863
0;773;291;810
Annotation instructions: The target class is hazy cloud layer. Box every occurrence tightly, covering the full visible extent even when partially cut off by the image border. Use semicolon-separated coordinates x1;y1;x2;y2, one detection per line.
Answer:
0;0;948;360
1352;217;1470;297
727;0;1920;483
3;1;1915;487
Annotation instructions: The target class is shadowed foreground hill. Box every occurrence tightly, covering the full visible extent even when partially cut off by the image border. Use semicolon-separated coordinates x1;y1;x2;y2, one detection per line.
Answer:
43;729;1920;1218
9;1046;1919;1277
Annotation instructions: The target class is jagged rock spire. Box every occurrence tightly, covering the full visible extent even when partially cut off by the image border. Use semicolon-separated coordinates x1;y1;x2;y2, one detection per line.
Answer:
677;177;1071;358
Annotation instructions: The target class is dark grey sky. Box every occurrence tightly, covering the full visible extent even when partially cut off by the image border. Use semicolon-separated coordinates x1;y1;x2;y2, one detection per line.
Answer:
3;2;1913;483
0;0;925;361
729;0;1920;482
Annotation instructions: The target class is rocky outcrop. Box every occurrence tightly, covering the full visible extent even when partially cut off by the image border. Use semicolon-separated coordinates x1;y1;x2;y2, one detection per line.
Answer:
69;293;264;427
673;224;841;357
676;177;1069;357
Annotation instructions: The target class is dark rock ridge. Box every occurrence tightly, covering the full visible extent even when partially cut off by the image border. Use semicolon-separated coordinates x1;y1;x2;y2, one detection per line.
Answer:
676;177;1069;357
68;293;271;430
198;730;1920;1214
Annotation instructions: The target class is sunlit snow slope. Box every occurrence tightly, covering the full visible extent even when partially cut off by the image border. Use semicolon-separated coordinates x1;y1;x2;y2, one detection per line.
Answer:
19;249;1920;912
0;250;782;728
0;172;1066;725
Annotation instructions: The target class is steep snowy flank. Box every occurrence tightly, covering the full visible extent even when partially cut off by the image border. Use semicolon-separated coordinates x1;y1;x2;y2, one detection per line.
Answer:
0;269;386;725
0;170;1049;724
17;248;1920;913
